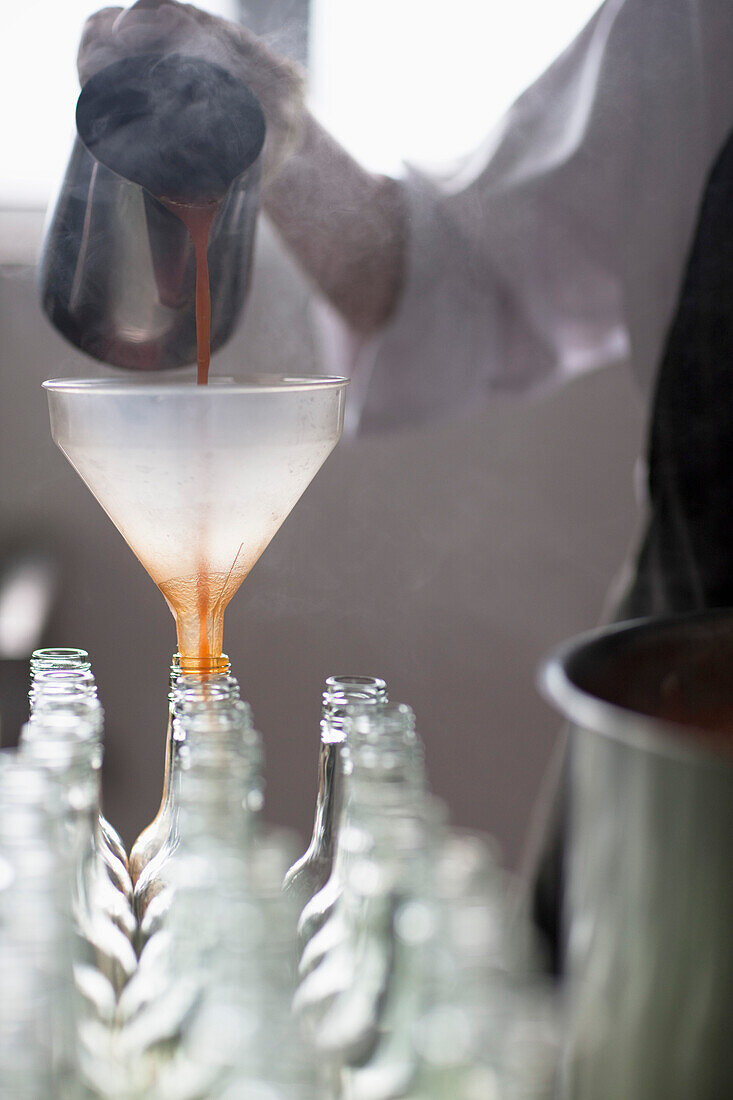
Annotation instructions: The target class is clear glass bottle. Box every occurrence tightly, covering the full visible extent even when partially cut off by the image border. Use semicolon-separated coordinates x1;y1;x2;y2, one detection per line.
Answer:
403;830;560;1100
297;701;424;957
325;799;446;1100
0;751;88;1098
166;733;263;954
283;675;388;911
203;829;319;1100
133;677;259;935
29;647;129;879
294;783;440;1042
115;728;266;1089
128;656;244;885
348;828;494;1100
148;759;317;1100
24;696;132;903
19;715;138;997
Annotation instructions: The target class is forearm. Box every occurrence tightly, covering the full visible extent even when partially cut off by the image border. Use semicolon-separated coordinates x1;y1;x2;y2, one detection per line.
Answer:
263;113;407;337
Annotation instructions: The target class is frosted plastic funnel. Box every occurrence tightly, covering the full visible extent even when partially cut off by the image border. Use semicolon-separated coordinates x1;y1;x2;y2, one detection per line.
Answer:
44;376;347;668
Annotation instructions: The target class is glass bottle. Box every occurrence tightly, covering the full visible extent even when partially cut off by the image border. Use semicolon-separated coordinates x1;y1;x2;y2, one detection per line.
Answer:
194;829;319;1100
0;751;88;1099
149;758;316;1100
116;693;263;1040
405;830;560;1100
297;701;424;957
129;656;243;885
133;678;259;935
19;715;138;997
294;782;441;1041
166;732;263;954
115;728;266;1088
29;648;129;878
357;829;498;1100
24;695;132;903
325;799;446;1100
283;675;388;911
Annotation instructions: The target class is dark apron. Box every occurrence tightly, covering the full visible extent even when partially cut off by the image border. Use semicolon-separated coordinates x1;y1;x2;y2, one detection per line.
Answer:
533;128;733;973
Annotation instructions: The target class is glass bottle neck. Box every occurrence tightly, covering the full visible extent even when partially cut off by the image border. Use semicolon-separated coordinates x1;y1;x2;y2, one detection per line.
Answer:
29;667;97;705
159;654;235;810
305;676;389;861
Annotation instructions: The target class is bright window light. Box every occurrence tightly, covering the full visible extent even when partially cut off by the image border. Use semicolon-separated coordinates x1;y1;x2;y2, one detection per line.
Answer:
2;1;601;206
0;0;235;208
309;0;602;175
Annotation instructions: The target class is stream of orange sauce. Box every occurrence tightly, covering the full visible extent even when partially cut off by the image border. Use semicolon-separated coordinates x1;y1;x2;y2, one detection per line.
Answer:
160;198;222;671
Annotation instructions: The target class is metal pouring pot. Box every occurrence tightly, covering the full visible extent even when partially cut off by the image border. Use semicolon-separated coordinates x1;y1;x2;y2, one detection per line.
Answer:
540;610;733;1100
38;54;266;371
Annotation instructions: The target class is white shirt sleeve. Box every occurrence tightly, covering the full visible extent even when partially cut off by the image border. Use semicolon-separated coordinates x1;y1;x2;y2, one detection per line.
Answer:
317;0;733;434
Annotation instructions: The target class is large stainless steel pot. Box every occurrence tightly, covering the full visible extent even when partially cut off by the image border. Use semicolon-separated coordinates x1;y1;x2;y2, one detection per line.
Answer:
541;610;733;1100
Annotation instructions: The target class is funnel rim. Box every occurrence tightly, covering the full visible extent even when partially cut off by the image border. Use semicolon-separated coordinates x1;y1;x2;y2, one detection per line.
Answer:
43;375;349;396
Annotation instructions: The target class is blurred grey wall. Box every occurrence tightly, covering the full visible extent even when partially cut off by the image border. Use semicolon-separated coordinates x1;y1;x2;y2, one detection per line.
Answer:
0;218;644;868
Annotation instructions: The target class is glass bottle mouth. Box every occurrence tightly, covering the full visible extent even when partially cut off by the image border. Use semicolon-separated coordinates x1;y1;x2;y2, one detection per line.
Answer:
30;647;91;672
321;677;390;743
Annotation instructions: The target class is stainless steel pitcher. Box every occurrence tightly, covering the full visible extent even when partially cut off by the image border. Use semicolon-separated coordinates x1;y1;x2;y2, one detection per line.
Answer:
541;610;733;1100
38;54;265;370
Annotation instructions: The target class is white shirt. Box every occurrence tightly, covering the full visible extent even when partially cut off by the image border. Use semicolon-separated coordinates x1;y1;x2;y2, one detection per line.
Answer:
322;0;733;436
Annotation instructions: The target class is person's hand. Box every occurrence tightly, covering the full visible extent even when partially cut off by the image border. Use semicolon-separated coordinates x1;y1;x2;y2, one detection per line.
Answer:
77;0;306;181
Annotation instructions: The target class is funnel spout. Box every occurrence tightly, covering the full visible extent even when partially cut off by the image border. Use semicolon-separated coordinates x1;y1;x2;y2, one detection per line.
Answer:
158;558;249;670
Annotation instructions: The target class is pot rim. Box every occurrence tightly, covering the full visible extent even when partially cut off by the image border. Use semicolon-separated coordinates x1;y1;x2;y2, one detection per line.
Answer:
539;609;733;763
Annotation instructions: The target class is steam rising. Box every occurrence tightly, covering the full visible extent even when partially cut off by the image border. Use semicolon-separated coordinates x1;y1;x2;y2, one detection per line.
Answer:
76;53;266;203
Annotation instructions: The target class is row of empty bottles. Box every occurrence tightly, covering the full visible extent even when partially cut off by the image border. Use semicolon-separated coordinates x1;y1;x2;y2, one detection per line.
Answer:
0;653;560;1099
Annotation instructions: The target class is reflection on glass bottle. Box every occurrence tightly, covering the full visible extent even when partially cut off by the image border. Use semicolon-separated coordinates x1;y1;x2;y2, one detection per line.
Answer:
283;675;388;912
128;653;184;885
